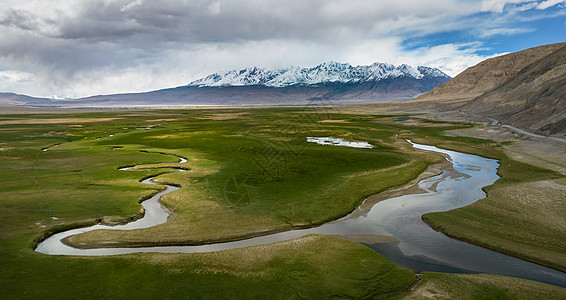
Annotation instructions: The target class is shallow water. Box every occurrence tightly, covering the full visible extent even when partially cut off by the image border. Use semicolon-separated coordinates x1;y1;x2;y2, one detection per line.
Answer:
35;141;566;287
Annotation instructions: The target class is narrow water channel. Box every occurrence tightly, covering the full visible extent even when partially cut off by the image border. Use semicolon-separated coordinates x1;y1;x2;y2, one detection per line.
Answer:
35;141;566;288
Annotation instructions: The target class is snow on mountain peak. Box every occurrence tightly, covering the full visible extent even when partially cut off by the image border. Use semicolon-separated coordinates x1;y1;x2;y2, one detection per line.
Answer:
188;62;450;88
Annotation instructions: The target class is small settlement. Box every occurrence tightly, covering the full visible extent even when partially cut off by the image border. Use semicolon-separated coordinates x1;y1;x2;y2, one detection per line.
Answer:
306;137;373;149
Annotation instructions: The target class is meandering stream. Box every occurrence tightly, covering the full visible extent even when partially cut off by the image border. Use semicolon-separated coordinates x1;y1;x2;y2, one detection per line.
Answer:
35;141;566;288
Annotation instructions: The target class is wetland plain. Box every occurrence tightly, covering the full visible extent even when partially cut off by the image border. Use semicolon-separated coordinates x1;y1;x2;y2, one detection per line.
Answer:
1;106;565;299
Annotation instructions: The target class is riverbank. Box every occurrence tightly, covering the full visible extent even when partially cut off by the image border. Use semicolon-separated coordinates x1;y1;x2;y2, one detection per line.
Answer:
340;102;566;273
394;113;566;273
423;175;566;273
344;154;451;220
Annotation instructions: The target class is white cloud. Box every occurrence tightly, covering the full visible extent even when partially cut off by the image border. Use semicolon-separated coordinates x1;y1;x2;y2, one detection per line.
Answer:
0;69;36;95
343;41;497;77
536;0;566;9
519;2;540;10
481;0;532;12
493;0;566;11
121;0;144;12
478;27;535;37
207;1;221;15
0;70;34;82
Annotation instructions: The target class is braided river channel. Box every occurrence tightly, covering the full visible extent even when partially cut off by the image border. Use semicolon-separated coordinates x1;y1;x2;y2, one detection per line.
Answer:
36;141;566;288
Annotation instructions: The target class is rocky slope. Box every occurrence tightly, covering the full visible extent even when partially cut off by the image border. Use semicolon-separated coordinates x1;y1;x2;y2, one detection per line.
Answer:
416;43;565;102
413;43;566;135
462;44;566;135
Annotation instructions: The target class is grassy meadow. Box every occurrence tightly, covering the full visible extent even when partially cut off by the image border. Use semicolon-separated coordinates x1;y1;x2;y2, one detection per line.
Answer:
0;106;564;298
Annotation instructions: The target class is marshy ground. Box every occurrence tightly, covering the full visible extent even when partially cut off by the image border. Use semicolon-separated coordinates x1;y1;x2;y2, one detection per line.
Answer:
1;106;565;299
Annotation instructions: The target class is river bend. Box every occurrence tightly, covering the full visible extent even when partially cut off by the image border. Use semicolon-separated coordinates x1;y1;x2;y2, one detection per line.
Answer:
35;141;566;288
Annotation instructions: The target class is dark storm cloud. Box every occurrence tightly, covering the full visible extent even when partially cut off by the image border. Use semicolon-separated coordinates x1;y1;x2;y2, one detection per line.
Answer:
53;1;319;43
19;0;462;45
0;9;39;31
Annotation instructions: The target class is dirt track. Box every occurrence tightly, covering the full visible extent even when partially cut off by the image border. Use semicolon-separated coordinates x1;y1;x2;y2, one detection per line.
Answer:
421;112;566;175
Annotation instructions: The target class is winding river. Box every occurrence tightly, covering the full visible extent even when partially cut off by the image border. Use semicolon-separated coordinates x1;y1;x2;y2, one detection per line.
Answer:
35;141;566;288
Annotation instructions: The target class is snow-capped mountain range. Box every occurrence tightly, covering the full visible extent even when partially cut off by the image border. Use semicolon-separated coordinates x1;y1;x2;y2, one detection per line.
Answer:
4;62;451;107
188;62;450;88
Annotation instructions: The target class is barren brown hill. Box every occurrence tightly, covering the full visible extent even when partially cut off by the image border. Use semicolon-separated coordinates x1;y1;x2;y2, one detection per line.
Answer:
0;92;51;106
462;44;566;135
416;43;566;102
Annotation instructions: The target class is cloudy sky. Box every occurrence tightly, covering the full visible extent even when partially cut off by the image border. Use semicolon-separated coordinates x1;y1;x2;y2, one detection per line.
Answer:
0;0;565;98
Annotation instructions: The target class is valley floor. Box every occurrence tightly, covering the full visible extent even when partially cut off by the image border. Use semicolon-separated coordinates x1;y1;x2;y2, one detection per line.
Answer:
0;106;565;298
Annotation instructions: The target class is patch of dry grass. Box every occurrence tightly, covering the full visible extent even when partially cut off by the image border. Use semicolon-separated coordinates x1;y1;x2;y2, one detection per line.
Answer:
0;117;119;124
400;272;566;299
197;112;250;120
317;119;349;123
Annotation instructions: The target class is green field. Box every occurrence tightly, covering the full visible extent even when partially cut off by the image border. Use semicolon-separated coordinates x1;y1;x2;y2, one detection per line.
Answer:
0;106;564;298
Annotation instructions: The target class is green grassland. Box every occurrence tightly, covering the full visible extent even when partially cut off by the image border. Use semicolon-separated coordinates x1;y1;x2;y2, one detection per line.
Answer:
0;107;441;298
0;106;564;298
37;108;443;248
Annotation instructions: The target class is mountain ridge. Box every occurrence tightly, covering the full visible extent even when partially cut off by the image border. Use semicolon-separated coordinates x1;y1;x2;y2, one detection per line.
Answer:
0;61;451;107
188;61;448;88
0;92;52;106
462;44;566;134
